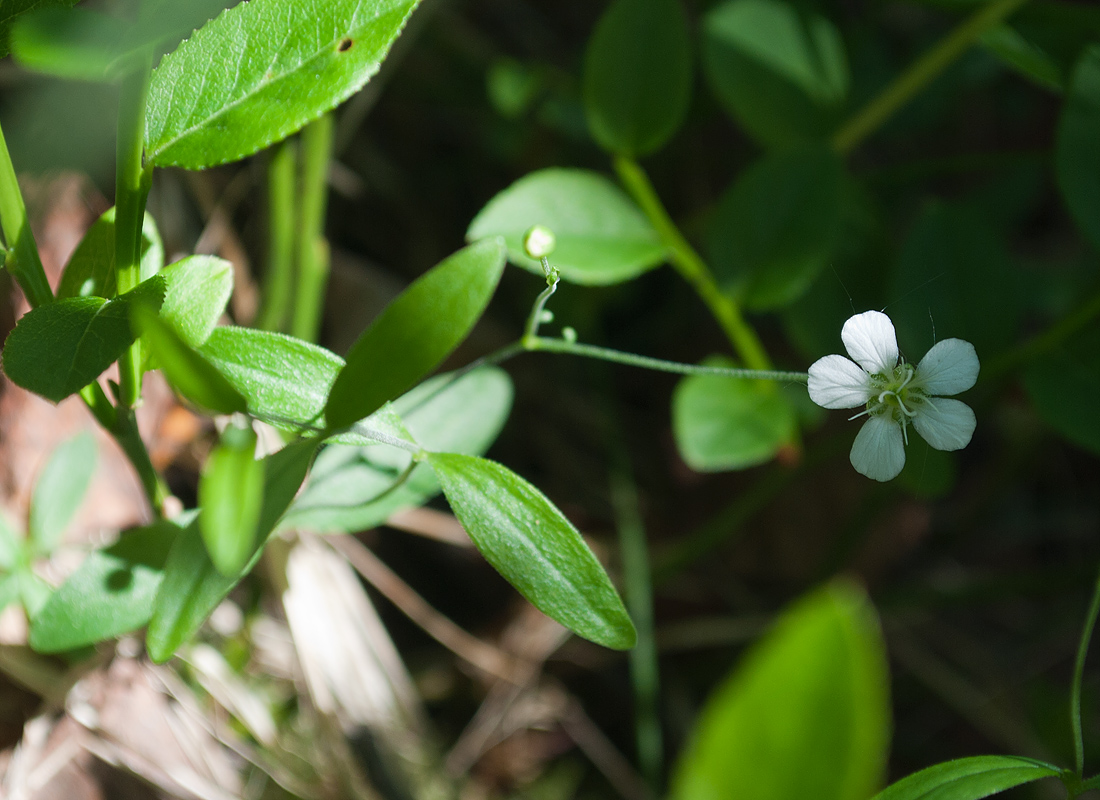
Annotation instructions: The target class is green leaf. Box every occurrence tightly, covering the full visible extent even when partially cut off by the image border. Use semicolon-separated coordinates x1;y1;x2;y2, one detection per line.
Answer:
325;238;506;429
1023;324;1100;457
147;440;318;663
2;275;165;403
11;7;133;82
19;570;52;619
870;756;1062;800
980;24;1063;91
0;512;20;573
426;452;635;650
29;521;179;653
157;256;234;348
467;168;666;285
0;574;19;615
28;432;97;557
199;422;265;576
583;0;692;157
0;0;78;59
283;366;513;532
708;146;845;309
703;0;848;149
133;305;247;415
144;0;421;169
1057;45;1100;252
669;582;890;800
672;357;798;472
57;208;164;300
200;326;344;432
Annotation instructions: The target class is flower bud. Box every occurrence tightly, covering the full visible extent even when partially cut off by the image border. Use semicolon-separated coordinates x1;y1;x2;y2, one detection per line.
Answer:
523;225;556;259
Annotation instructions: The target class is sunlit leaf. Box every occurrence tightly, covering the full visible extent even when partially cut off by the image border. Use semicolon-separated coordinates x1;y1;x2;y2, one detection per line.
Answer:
57;208;163;300
871;756;1062;800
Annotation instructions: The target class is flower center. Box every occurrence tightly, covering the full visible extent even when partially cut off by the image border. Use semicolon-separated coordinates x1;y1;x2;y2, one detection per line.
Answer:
867;363;927;426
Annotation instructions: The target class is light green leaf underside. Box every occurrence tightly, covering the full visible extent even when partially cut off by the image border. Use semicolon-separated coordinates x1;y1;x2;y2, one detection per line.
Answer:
870;756;1063;800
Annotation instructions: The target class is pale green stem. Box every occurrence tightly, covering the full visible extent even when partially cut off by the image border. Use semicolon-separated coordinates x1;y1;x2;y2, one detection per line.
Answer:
0;121;52;307
291;113;335;343
831;0;1031;154
613;156;772;371
1072;565;1100;777
257;139;297;332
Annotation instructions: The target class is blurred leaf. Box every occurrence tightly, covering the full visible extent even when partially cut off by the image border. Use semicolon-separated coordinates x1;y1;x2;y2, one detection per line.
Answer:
147;440;318;663
28;432;97;557
672;357;798;472
428;452;636;650
583;0;692;157
11;7;133;81
200;422;264;576
708;146;845;309
145;0;421;169
896;436;957;499
2;275;165;403
325;237;506;429
980;24;1062;91
487;58;542;119
19;570;52;619
467;168;666;285
0;0;78;58
57;208;164;300
30;521;179;653
1023;324;1100;457
870;756;1062;800
0;513;20;573
157;255;233;348
0;575;18;615
284;366;513;532
703;0;848;148
1057;45;1100;252
670;582;890;800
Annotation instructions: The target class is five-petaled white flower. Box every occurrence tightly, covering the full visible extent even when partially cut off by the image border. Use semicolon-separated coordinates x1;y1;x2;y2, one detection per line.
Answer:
808;310;980;482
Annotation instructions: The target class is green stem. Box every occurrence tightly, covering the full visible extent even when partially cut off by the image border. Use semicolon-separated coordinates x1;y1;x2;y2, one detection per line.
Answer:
523;268;560;341
290;113;335;343
257;139;297;332
0;121;52;307
613;157;771;371
1071;564;1100;776
115;51;154;408
831;0;1030;154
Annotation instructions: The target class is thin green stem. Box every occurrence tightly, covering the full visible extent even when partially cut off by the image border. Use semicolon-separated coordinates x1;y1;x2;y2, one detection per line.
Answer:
523;269;560;341
0;121;52;308
257;139;297;332
613;157;771;371
291;113;335;343
115;51;154;408
1071;564;1100;776
831;0;1030;154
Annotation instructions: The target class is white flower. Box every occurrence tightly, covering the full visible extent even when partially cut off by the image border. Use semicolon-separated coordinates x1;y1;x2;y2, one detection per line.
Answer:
807;310;979;482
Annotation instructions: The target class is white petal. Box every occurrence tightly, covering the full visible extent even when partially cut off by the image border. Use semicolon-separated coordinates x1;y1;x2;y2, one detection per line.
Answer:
849;415;906;482
915;338;979;396
808;355;872;409
912;397;976;451
841;311;899;374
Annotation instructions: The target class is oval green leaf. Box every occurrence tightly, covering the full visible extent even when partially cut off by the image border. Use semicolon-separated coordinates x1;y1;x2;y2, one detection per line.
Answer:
324;237;507;429
1023;323;1100;457
57;207;164;300
145;0;421;168
158;255;234;348
29;431;97;557
583;0;692;157
426;452;636;650
871;756;1063;800
466;168;666;285
670;581;890;800
1056;45;1100;252
199;422;265;576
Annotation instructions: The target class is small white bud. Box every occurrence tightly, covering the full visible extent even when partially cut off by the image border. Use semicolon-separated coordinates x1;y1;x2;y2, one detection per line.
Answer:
562;327;577;343
523;225;556;259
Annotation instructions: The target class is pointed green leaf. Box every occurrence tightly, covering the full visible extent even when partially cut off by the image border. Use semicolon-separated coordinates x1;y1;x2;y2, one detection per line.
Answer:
670;582;890;800
157;255;234;348
199;422;265;576
2;275;165;403
324;237;506;429
57;208;164;299
145;0;421;169
467;168;666;285
147;440;318;663
427;452;636;650
29;521;180;653
1057;45;1100;252
871;756;1063;800
28;432;97;557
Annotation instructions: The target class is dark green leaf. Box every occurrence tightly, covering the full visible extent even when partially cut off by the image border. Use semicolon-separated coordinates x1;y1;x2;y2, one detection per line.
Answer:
427;452;636;650
871;756;1062;800
467;168;666;285
0;0;78;59
980;24;1063;91
672;357;798;472
29;521;179;653
670;582;890;800
325;238;506;429
1023;324;1100;457
583;0;691;157
199;422;265;576
1056;45;1100;251
145;0;421;169
133;304;247;415
703;0;848;149
29;432;97;557
708;146;845;309
2;275;165;403
57;208;164;300
157;255;234;348
147;440;318;663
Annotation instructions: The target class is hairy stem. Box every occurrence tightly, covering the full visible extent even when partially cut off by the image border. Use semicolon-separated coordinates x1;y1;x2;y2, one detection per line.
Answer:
291;113;335;343
0;121;52;308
